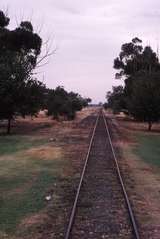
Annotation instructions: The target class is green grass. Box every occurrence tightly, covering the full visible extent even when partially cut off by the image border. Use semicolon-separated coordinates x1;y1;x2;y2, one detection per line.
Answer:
0;135;47;156
0;135;66;235
0;171;57;233
133;133;160;167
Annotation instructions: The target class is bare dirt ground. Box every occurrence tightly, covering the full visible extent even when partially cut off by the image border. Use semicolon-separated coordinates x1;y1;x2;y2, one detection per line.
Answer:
106;113;160;239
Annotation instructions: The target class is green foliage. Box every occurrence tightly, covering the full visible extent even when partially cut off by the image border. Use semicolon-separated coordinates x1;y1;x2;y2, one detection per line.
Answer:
0;10;45;133
0;10;9;27
106;86;126;113
103;102;108;110
0;10;92;133
108;37;160;130
114;37;160;83
127;72;160;130
46;86;91;120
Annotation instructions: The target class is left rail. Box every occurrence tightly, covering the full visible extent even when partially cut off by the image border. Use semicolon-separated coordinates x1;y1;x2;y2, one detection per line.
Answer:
64;112;100;239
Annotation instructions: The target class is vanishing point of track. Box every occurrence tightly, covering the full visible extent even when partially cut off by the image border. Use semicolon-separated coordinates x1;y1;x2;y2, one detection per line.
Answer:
64;110;140;239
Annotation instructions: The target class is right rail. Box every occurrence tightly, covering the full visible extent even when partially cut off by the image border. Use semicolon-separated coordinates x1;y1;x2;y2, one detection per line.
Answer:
103;112;140;239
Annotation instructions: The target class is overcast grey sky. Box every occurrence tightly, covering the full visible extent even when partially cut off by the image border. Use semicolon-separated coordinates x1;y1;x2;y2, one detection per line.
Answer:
1;0;160;103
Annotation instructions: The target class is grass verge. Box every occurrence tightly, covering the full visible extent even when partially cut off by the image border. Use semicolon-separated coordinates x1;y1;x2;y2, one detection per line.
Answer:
133;133;160;167
0;134;66;237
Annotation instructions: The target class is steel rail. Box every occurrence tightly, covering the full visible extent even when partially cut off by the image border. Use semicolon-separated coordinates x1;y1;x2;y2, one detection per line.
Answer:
64;113;100;239
102;112;140;239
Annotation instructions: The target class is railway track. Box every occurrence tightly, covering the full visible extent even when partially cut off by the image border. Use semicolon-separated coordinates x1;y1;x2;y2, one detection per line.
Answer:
65;111;140;239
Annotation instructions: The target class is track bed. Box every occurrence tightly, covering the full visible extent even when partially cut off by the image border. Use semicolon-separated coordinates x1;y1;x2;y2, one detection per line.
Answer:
68;114;135;239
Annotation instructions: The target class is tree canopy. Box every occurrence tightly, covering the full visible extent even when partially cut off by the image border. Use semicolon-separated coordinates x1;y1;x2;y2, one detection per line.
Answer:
0;11;44;133
46;86;91;120
0;10;92;134
105;86;126;114
106;37;160;130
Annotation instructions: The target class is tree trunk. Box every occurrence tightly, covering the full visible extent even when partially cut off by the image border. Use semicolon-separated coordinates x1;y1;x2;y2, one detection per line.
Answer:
148;121;152;131
7;118;11;134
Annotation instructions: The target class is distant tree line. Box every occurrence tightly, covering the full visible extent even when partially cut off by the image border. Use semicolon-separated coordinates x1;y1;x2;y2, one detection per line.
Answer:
104;37;160;130
46;86;91;120
0;10;91;134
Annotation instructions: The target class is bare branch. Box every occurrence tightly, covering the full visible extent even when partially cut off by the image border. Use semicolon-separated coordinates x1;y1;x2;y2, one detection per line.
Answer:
31;71;44;75
29;9;34;23
36;45;57;67
36;20;44;35
36;61;50;69
43;35;51;47
4;5;9;17
14;14;19;27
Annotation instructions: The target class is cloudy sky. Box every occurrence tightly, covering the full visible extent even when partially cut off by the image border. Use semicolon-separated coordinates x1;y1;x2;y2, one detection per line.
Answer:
1;0;160;103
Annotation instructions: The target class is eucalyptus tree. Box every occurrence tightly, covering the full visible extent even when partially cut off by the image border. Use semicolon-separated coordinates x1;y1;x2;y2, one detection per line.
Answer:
112;37;160;130
0;10;45;133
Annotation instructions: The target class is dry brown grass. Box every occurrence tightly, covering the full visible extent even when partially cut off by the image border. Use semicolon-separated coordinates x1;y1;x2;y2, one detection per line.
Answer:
112;115;160;239
25;146;62;160
116;115;160;133
20;211;49;228
75;106;98;122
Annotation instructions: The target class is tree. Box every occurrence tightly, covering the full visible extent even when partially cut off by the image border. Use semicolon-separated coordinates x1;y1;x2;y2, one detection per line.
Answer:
114;38;160;95
47;87;68;120
114;37;143;79
106;86;125;113
0;10;45;133
0;10;9;27
127;72;160;131
81;97;92;107
113;37;160;130
46;87;91;120
103;102;108;110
